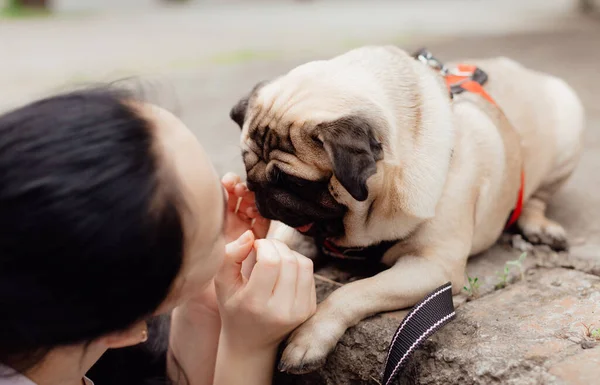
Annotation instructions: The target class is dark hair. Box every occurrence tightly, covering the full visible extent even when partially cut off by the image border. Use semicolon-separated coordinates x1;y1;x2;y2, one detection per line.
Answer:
87;314;173;385
0;88;185;373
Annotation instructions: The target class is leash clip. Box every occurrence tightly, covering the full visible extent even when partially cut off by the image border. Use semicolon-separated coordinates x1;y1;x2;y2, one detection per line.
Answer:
413;48;448;75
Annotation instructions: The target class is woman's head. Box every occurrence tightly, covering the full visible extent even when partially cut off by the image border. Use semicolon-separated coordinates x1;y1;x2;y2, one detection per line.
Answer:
0;88;226;371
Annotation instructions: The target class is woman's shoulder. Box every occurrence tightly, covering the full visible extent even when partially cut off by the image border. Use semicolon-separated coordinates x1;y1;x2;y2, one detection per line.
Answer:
0;365;93;385
0;365;35;385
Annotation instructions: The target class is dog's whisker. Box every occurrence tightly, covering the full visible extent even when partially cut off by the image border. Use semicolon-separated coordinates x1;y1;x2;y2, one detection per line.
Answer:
314;274;343;287
234;197;242;214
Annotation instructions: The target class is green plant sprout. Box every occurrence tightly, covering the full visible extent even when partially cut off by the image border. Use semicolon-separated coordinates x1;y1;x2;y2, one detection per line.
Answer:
506;252;527;281
581;323;600;340
496;252;528;289
463;275;480;298
495;265;510;289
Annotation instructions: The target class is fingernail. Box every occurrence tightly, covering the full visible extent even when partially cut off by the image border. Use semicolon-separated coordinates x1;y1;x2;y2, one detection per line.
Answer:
237;230;253;246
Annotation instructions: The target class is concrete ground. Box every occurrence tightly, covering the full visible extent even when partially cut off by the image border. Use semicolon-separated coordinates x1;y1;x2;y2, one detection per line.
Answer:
2;0;600;383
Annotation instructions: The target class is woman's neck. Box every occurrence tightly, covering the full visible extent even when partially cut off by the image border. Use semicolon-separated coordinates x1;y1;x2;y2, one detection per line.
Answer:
25;343;105;385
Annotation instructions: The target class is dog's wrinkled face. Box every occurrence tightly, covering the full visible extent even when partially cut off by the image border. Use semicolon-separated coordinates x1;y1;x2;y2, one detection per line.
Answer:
230;81;383;239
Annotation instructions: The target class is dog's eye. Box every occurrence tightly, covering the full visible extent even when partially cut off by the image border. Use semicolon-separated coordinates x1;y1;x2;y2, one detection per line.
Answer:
270;166;284;183
284;174;308;187
311;135;323;146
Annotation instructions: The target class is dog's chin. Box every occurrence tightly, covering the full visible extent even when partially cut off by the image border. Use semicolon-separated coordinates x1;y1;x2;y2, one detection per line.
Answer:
255;201;346;239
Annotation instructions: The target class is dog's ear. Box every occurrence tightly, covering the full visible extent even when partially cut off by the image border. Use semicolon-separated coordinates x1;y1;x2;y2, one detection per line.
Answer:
230;81;268;129
229;96;249;129
318;115;383;202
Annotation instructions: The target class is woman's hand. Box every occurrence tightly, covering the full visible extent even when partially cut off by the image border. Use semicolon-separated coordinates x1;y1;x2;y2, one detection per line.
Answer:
175;170;269;322
168;232;261;385
215;235;317;351
180;230;257;319
214;236;317;385
222;173;270;243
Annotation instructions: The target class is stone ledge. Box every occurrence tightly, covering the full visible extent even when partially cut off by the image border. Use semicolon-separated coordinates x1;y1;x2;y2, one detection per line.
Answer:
275;258;600;385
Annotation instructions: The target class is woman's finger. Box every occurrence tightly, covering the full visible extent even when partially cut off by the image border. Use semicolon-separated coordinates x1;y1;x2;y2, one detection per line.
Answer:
310;275;317;313
233;183;252;200
235;212;251;222
222;173;241;191
244;206;260;219
237;198;257;214
293;251;315;315
270;241;299;305
252;216;271;239
241;247;258;280
216;231;255;297
222;175;242;213
244;240;282;302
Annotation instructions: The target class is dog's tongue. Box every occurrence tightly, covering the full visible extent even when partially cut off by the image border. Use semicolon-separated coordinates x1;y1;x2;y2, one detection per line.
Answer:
296;223;314;233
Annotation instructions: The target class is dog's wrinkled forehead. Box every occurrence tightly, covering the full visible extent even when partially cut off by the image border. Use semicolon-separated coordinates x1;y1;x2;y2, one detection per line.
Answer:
233;80;347;175
234;75;352;129
230;79;384;202
245;113;297;159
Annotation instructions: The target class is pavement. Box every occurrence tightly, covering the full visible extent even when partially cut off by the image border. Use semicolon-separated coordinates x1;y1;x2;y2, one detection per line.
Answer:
2;1;600;383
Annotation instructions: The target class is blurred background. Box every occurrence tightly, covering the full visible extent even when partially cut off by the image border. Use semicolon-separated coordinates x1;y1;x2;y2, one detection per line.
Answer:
0;0;598;200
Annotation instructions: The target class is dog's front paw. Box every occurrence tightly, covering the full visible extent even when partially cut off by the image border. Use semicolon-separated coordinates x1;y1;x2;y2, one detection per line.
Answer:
520;217;568;251
278;316;346;374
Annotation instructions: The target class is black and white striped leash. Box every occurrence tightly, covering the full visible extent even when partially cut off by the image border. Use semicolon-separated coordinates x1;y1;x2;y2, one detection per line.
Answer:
381;282;456;385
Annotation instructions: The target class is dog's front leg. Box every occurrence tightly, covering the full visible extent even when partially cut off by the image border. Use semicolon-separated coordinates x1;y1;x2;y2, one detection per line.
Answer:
279;254;463;374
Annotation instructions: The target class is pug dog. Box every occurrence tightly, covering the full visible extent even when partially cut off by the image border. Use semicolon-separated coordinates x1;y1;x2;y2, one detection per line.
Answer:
230;46;585;374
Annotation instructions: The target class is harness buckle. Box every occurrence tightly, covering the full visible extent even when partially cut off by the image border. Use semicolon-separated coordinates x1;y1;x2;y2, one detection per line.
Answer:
413;48;448;74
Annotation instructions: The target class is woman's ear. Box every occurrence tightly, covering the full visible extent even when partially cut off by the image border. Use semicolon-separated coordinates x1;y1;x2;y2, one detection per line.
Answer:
99;321;148;349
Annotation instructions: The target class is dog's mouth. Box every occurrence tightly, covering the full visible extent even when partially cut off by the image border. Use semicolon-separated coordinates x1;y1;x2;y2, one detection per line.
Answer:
254;199;345;239
292;218;345;239
248;179;347;239
295;223;314;233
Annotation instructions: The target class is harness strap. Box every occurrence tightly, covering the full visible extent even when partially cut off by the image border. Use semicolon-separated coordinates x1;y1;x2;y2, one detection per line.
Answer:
444;64;496;105
505;169;525;229
434;54;525;230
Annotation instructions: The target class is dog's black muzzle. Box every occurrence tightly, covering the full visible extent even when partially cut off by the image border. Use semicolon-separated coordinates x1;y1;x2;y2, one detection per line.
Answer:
247;180;347;238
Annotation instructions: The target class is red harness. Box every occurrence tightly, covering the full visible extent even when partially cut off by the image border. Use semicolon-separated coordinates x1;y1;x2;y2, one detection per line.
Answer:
441;62;525;229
